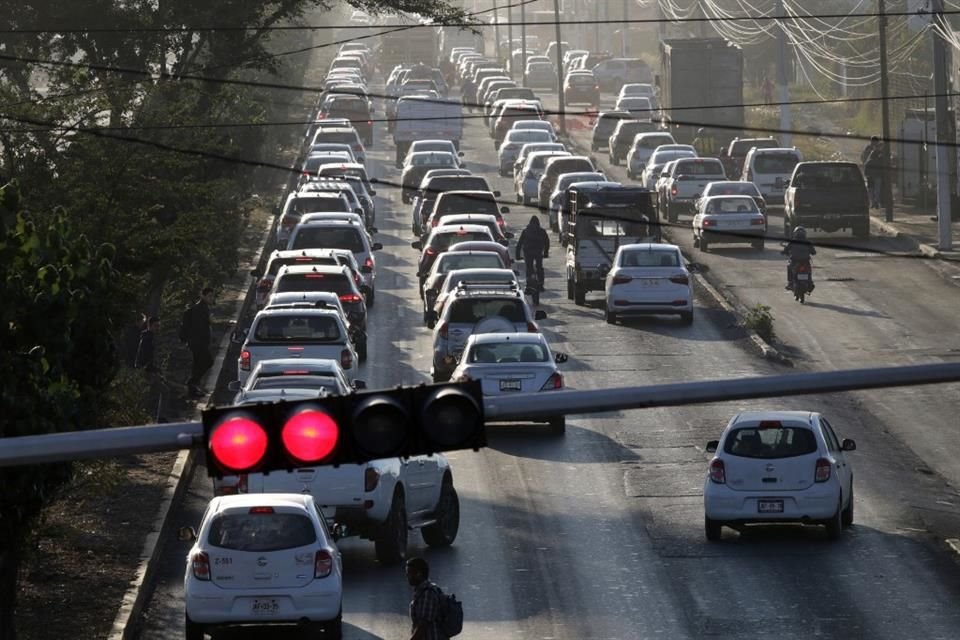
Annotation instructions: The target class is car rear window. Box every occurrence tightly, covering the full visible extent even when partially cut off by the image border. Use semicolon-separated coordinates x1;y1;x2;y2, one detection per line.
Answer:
444;271;514;291
449;299;526;323
707;197;759;214
268;256;339;276
793;164;863;188
731;139;779;156
638;135;675;150
707;183;759;197
436;194;498;215
468;341;549;363
754;154;800;173
314;131;360;145
676;159;725;176
290;196;349;214
432;230;493;250
291;227;364;252
252;314;343;342
207;512;316;551
252;377;343;393
621;250;680;267
438;254;504;273
618;122;658;139
723;426;818;459
426;177;490;193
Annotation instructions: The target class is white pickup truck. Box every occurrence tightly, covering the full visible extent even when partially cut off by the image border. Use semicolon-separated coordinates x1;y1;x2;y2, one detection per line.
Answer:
659;157;727;223
236;307;359;385
214;454;459;566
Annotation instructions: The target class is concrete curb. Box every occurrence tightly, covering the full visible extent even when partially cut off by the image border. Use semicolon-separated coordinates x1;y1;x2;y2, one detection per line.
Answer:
870;214;943;259
558;133;792;367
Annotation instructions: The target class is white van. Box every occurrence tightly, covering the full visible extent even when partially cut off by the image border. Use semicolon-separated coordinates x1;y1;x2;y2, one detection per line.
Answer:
740;147;803;206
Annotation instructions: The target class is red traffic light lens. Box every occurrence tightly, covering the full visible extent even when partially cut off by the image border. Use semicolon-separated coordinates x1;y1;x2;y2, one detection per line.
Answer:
209;415;269;472
282;408;339;464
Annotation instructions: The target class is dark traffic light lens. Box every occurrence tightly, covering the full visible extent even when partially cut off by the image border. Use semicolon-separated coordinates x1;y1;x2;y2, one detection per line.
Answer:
421;387;483;448
282;408;339;464
352;396;409;458
209;414;269;472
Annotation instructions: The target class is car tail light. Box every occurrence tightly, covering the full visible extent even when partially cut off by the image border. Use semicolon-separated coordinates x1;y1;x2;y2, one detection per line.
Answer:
438;322;448;338
364;257;374;270
526;321;538;332
425;247;437;256
339;293;363;304
815;458;832;483
498;218;505;229
709;458;726;484
612;275;632;285
192;552;211;581
671;184;678;196
669;274;689;285
364;467;380;492
257;278;272;291
282;217;298;228
240;350;251;371
751;217;765;226
703;219;716;227
314;550;334;578
540;372;563;390
340;348;353;369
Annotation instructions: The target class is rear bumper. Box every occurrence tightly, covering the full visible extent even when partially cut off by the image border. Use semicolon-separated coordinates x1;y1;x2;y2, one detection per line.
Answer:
793;212;868;230
704;481;840;522
701;229;765;244
606;297;692;314
185;582;342;625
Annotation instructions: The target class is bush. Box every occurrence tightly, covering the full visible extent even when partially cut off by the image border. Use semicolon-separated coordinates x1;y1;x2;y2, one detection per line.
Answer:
745;303;775;343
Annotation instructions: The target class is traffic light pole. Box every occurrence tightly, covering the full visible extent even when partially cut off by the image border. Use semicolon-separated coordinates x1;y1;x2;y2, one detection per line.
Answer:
553;0;566;135
3;362;960;468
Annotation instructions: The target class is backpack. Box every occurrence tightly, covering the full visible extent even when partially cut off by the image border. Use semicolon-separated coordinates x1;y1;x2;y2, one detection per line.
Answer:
178;306;192;344
434;585;463;638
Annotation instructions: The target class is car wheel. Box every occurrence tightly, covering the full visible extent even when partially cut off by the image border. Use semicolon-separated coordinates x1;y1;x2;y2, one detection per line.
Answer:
700;237;709;252
752;239;765;251
367;288;375;308
422;478;460;547
432;371;449;383
783;216;791;238
322;609;343;640
825;495;843;541
566;278;574;300
375;490;408;565
680;311;694;325
358;339;368;363
548;415;566;435
842;482;854;527
693;234;700;249
517;193;523;204
853;220;870;239
604;306;617;324
574;284;586;306
705;516;722;542
184;613;203;640
627;170;634;179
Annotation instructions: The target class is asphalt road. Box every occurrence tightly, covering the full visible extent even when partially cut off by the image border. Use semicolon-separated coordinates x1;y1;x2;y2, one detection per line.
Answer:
133;87;960;640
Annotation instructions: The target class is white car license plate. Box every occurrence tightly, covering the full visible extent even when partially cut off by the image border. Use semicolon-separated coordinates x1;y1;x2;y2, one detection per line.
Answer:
797;273;810;281
757;499;784;514
641;278;660;287
251;599;279;616
499;379;522;391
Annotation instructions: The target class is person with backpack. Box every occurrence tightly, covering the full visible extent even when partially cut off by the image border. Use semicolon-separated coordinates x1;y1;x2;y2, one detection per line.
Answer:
406;557;463;639
179;287;215;397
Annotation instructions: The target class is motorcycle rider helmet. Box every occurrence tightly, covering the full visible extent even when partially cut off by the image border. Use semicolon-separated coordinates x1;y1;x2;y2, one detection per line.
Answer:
697;127;706;136
793;226;807;240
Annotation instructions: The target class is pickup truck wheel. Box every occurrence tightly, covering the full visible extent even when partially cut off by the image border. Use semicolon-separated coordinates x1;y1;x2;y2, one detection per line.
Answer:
752;239;765;251
184;613;203;640
604;307;617;324
783;216;791;238
375;492;408;565
357;339;368;363
422;481;460;547
705;516;722;542
548;416;566;435
680;311;694;325
574;284;586;306
853;221;870;239
566;278;574;300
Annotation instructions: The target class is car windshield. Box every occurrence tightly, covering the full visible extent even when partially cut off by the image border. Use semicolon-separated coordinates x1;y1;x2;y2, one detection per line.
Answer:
290;227;364;252
755;154;800;173
207;512;316;551
252;314;343;341
620;250;680;267
467;341;549;363
449;299;526;323
437;254;504;273
723;426;818;459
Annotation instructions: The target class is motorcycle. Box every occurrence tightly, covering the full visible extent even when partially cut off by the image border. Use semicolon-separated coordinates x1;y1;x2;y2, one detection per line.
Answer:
788;259;814;303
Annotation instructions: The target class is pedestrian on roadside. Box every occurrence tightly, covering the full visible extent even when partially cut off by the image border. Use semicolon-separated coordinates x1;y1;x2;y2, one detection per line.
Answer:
762;76;774;104
406;557;446;640
134;316;160;374
180;287;215;397
864;139;886;209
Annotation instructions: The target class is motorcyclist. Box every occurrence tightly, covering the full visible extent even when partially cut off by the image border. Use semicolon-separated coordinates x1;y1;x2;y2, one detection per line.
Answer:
516;215;550;291
782;226;816;290
693;127;717;157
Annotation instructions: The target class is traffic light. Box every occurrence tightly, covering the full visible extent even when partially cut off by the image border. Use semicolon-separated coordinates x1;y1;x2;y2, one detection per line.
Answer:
202;381;486;477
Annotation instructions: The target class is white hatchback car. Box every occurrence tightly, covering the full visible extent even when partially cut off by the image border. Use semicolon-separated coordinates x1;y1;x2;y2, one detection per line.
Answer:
603;244;693;325
450;332;568;434
182;494;343;639
703;411;856;541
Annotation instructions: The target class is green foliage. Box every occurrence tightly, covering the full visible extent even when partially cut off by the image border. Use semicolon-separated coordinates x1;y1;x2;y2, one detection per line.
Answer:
744;303;775;343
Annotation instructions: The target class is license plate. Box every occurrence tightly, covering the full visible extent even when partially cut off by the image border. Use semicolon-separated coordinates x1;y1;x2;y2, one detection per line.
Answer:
757;499;784;514
641;278;660;287
251;599;279;616
797;273;810;281
499;379;522;391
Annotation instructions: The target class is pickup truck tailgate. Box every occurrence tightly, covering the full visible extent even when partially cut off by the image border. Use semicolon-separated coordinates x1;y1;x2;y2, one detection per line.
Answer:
248;464;366;514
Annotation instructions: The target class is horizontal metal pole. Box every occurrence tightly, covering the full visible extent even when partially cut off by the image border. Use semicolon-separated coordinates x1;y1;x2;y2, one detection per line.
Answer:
483;362;960;420
1;363;959;467
0;422;202;467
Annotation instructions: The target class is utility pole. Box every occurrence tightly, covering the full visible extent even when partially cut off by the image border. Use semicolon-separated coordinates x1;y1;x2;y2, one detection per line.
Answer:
521;0;528;87
878;0;894;221
493;0;501;65
507;0;514;79
594;0;600;52
622;0;629;56
932;0;954;249
553;0;566;134
775;0;792;146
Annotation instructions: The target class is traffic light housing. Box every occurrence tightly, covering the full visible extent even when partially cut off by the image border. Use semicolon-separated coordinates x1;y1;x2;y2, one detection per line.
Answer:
202;381;486;478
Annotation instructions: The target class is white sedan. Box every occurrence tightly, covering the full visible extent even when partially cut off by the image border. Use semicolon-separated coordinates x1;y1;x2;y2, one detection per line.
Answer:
182;494;343;639
693;195;766;251
450;332;568;434
603;243;693;325
703;411;856;541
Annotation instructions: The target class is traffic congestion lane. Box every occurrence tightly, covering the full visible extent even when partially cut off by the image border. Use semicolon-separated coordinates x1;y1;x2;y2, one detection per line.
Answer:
135;82;960;639
541;90;960;492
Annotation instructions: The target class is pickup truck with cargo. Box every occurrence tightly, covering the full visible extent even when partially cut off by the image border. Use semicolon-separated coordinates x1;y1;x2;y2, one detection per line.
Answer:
392;96;464;167
659;157;727;222
783;161;870;238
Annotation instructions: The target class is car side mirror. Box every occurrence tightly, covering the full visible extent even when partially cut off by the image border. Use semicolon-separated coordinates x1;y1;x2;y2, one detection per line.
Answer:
411;240;422;250
554;352;568;363
458;151;465;156
371;242;383;251
706;440;719;453
369;177;379;184
230;328;249;344
354;207;364;215
505;231;515;239
534;310;547;320
352;379;367;390
494;190;502;197
227;380;241;392
500;206;510;214
250;268;263;280
368;226;378;234
177;526;197;542
369;189;377;195
841;438;857;452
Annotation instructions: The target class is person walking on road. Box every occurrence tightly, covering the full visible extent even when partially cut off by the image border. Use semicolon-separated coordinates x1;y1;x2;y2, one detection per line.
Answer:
180;287;215;397
861;135;884;209
134;316;160;374
516;215;550;292
406;557;447;640
693;127;717;157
